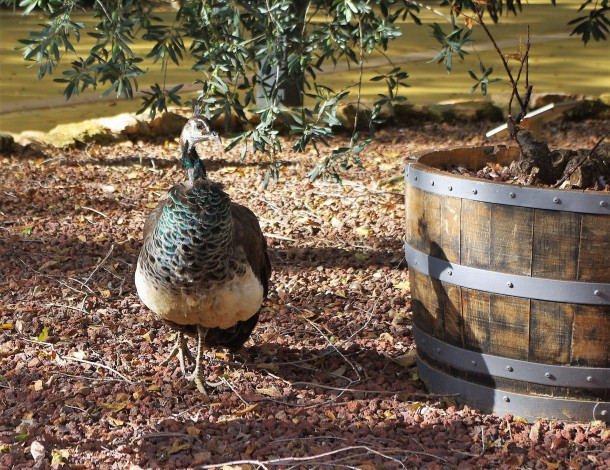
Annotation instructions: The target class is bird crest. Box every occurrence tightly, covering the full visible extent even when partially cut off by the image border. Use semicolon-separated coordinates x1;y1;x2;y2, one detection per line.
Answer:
192;98;205;118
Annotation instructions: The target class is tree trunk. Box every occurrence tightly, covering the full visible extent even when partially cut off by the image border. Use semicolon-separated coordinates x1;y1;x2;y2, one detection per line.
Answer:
257;0;306;107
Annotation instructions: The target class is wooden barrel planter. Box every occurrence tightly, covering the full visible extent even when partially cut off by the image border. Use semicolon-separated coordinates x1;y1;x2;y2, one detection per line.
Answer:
404;146;610;423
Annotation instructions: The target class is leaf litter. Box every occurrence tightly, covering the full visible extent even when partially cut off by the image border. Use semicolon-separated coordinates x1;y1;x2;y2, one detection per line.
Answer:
0;119;608;469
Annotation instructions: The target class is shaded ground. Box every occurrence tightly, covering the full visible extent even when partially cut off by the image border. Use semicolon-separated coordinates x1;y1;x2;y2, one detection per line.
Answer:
1;119;609;469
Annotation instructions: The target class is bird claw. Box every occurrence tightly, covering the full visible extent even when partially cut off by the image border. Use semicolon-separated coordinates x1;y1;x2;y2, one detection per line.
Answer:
162;327;216;398
185;372;210;398
161;332;195;376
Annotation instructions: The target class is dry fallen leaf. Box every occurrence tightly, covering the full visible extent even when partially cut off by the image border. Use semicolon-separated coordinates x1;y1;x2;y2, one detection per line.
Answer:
503;454;524;467
392;349;417;368
234;404;259;416
394;281;410;290
256;387;282;398
355;226;370;237
100;398;130;412
186;425;201;437
107;416;125;427
540;459;560;469
142;330;155;342
163;440;191;455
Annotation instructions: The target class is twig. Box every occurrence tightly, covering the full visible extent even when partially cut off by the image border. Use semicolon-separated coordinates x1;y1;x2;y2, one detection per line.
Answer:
19;258;94;295
475;7;527;115
95;0;112;22
46;303;89;315
312;191;364;199
81;206;109;218
343;285;385;344
22;338;134;384
552;131;610;188
262;232;297;242
295;306;361;383
342;180;404;196
335;235;374;251
40;157;62;165
197;445;411;469
137;432;202;443
220;377;250;406
257;197;281;213
49;371;123;382
509;29;532;121
82;243;115;287
287;381;460;400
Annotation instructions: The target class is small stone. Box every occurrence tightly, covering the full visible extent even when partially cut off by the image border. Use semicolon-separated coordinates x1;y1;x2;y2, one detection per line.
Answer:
149;112;187;137
30;440;46;461
116;444;132;454
0;453;14;468
529;421;542;442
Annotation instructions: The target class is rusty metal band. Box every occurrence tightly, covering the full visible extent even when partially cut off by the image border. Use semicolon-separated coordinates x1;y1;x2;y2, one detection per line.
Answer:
404;162;610;215
413;327;610;390
416;357;610;423
404;243;610;305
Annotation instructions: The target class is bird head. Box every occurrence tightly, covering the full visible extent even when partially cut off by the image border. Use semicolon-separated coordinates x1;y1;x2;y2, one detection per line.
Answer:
180;115;221;183
180;115;222;152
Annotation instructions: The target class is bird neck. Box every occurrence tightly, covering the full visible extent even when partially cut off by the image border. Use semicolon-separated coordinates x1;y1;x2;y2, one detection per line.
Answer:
181;140;207;183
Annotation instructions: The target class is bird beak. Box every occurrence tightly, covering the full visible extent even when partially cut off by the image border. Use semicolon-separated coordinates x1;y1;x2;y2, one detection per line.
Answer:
213;132;222;144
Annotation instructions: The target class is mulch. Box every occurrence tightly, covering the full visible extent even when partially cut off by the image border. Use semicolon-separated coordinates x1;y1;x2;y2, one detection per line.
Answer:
1;118;608;469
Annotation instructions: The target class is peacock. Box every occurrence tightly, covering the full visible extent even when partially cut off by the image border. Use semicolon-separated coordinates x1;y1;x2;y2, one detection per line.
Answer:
135;110;271;394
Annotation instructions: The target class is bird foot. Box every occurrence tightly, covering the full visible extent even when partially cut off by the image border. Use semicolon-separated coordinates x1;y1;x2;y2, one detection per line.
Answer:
161;333;195;376
183;371;210;399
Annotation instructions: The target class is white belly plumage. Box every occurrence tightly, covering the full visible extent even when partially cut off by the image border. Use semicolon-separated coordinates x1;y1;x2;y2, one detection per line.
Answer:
135;265;264;329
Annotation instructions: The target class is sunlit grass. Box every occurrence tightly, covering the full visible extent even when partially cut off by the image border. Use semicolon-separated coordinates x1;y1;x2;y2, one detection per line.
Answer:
0;1;608;133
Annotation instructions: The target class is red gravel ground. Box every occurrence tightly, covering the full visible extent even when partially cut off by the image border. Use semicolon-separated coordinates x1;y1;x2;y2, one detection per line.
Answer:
1;119;608;469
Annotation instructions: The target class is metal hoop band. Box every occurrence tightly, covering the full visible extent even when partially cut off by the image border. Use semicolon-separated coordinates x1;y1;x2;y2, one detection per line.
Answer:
404;243;610;305
405;162;610;215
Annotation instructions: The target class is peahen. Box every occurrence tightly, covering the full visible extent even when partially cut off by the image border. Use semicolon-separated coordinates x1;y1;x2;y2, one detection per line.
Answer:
135;111;271;394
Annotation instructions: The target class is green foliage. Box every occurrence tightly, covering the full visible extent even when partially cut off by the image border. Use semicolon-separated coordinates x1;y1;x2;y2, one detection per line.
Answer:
1;0;606;182
468;62;501;95
429;15;472;72
568;0;610;43
431;0;606;101
439;0;534;23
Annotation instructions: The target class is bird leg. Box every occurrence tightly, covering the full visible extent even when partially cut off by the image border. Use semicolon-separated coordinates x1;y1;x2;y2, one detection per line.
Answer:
160;331;195;376
189;325;209;396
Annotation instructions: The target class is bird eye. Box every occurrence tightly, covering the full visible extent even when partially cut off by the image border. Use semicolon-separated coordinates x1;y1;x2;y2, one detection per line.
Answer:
196;123;204;130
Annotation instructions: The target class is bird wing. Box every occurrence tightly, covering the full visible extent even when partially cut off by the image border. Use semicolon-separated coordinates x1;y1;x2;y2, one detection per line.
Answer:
142;197;168;242
185;202;270;351
230;202;272;297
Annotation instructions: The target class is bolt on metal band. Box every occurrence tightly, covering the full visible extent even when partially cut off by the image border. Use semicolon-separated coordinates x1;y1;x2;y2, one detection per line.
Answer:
404;243;610;305
413;327;610;390
404;163;610;215
416;357;610;423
